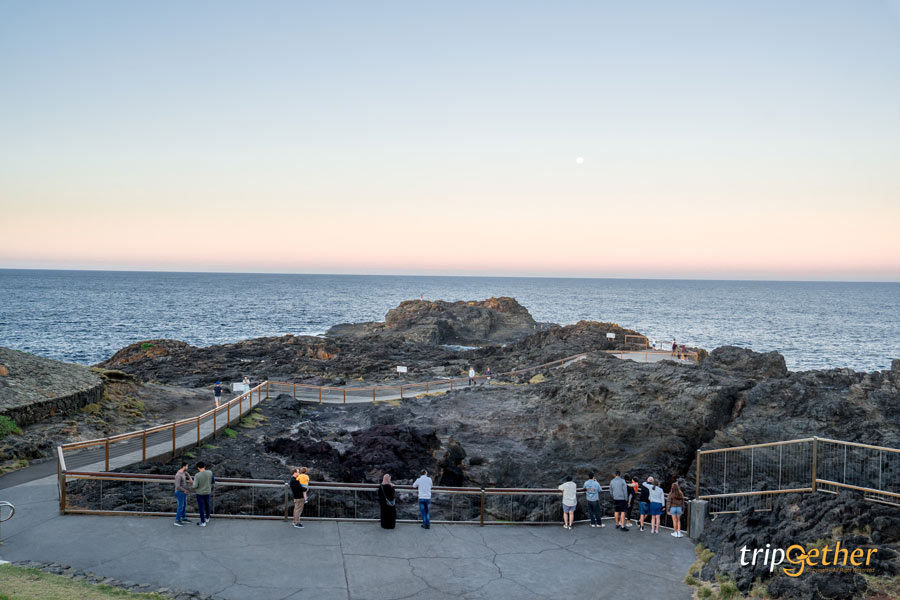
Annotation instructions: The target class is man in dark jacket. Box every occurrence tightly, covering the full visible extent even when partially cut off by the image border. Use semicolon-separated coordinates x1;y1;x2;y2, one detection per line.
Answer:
289;467;308;529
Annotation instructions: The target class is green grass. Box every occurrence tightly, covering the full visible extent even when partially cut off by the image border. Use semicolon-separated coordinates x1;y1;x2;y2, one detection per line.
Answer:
0;564;168;600
223;428;237;438
201;444;218;450
528;374;547;384
0;415;21;438
140;342;154;351
717;580;739;600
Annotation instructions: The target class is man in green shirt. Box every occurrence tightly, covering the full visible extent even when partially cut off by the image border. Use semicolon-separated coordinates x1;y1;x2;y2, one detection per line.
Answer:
192;462;214;527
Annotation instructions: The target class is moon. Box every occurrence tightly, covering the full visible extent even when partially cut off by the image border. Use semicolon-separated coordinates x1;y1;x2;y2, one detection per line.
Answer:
575;157;584;165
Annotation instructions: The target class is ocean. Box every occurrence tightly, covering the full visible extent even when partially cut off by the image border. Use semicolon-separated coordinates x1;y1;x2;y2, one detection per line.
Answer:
0;270;897;372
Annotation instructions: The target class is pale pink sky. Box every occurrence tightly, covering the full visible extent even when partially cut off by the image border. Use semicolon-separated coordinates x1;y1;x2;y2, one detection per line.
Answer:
2;2;900;281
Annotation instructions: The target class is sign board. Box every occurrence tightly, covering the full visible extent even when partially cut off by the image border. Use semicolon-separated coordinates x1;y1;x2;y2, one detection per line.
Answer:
232;383;249;394
606;333;616;339
396;366;408;374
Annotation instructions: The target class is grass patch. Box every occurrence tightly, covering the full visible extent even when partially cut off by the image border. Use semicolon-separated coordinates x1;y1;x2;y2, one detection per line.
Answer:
0;564;168;599
0;458;30;475
81;403;102;415
0;415;22;438
223;428;237;438
528;374;547;384
863;574;900;599
201;444;218;450
717;580;739;600
140;342;155;351
239;412;268;429
183;452;195;459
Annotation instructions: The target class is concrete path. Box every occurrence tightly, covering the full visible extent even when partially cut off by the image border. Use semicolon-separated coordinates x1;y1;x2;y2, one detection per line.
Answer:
0;477;697;600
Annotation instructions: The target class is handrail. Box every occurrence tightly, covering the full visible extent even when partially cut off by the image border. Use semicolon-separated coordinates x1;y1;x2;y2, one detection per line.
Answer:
0;501;14;522
696;436;900;514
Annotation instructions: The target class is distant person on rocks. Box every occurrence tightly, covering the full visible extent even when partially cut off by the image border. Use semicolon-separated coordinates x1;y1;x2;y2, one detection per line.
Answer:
558;475;577;530
289;467;308;529
173;462;192;527
486;367;492;383
643;477;664;534
468;367;476;386
413;469;433;529
378;474;397;530
667;482;685;538
627;475;641;527
242;375;250;392
192;462;213;527
671;340;677;353
583;472;604;528
638;476;651;531
214;381;222;408
609;470;628;532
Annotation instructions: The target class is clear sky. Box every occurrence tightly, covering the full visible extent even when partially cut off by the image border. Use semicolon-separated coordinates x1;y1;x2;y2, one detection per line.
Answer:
2;1;899;280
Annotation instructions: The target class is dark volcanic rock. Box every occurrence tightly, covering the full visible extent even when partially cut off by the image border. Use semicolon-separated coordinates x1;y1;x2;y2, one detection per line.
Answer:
327;297;540;345
704;345;788;379
699;491;899;599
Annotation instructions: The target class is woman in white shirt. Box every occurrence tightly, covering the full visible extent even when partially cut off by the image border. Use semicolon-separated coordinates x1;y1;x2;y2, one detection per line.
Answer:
643;477;665;534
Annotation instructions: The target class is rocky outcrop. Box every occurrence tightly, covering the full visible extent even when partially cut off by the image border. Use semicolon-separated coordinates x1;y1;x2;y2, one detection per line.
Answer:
698;491;899;599
0;347;104;426
327;297;541;345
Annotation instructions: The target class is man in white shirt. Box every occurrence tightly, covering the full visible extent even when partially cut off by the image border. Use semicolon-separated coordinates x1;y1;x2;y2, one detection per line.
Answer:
413;469;433;529
468;367;476;386
558;475;577;530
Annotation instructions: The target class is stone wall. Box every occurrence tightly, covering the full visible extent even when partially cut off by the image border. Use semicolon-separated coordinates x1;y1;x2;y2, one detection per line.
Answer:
0;347;105;426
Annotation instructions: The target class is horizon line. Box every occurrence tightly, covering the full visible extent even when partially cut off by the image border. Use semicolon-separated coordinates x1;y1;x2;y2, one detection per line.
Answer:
1;266;898;285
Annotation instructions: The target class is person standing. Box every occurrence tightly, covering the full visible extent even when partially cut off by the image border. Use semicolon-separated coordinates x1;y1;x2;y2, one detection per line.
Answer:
558;475;577;530
667;482;685;538
173;462;192;527
583;472;604;528
609;470;629;531
289;467;307;529
192;461;213;527
638;476;651;531
378;474;397;530
671;340;677;354
627;475;640;527
214;381;222;408
644;477;665;534
486;367;492;384
413;469;433;529
468;367;476;386
242;375;250;392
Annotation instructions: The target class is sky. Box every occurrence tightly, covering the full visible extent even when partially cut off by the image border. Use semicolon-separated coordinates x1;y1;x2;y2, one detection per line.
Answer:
1;1;899;281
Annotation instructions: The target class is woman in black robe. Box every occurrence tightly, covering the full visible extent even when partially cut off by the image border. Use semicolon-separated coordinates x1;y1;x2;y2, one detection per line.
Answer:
378;473;396;529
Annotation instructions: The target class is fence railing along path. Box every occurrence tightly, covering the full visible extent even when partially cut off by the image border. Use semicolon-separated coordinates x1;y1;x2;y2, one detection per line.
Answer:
696;437;900;514
57;353;589;478
266;352;588;404
56;470;689;531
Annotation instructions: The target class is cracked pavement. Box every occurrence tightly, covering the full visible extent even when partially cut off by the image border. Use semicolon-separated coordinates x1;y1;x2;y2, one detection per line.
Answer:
0;478;695;599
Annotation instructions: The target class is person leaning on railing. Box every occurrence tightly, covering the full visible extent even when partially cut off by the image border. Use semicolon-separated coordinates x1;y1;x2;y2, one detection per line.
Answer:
288;467;308;529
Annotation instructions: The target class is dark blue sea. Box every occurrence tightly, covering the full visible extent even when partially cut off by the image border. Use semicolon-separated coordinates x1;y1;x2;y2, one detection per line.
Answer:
0;270;897;372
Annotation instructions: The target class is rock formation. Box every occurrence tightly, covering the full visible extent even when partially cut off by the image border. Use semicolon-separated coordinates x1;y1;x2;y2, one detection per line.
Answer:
326;297;542;344
0;347;104;426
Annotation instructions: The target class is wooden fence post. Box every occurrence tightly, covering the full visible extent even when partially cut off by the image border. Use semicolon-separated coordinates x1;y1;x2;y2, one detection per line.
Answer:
142;431;146;462
105;439;110;471
172;425;176;457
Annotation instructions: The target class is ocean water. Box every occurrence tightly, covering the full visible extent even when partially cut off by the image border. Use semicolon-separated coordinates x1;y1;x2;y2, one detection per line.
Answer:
0;270;897;372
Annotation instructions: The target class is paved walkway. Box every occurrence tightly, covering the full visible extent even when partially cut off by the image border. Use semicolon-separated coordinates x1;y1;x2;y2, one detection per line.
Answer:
0;476;696;600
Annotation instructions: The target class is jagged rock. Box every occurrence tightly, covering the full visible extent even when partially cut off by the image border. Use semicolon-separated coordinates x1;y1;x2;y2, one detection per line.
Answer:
704;346;788;379
327;297;541;345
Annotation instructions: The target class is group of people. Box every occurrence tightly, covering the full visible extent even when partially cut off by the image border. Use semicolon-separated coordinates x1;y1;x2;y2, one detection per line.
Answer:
212;376;252;408
173;462;215;527
176;464;684;536
561;471;685;537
